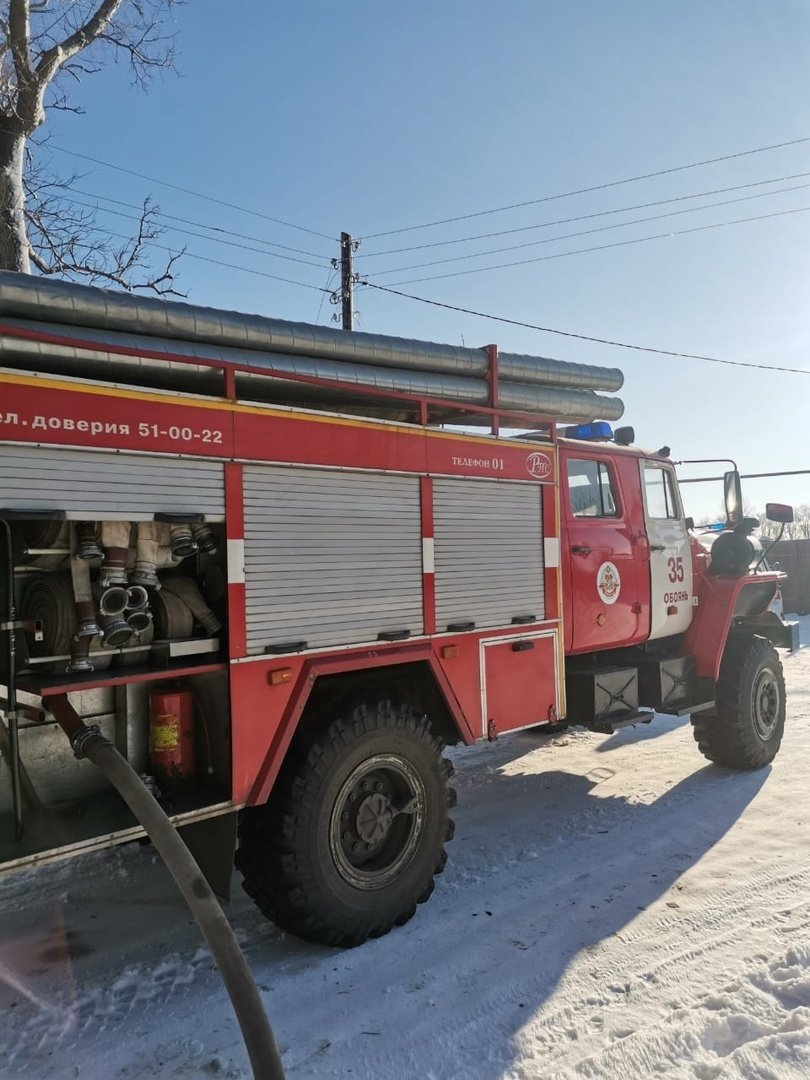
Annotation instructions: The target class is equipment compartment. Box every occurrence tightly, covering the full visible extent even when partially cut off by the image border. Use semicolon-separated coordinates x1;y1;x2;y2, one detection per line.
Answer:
0;510;232;866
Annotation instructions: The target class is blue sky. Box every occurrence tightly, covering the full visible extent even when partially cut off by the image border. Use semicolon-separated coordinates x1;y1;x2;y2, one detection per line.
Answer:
39;0;810;519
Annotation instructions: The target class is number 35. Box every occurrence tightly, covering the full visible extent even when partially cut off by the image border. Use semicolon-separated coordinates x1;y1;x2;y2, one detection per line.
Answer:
667;556;684;583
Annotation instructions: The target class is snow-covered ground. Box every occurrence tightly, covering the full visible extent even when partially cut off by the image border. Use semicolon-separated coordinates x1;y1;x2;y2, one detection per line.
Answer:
2;619;809;1079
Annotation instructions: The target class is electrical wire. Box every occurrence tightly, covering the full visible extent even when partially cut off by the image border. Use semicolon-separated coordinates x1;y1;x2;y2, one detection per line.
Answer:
376;202;810;285
359;170;810;257
49;144;335;241
360;134;810;239
46;233;810;379
358;281;810;377
63;186;332;260
368;180;810;276
100;228;331;292
63;194;330;270
315;268;338;323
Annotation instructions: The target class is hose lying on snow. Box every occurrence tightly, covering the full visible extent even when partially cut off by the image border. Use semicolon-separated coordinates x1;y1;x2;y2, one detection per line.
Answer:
44;703;285;1080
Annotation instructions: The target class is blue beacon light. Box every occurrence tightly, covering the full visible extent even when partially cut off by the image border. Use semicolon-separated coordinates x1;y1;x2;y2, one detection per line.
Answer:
563;421;614;441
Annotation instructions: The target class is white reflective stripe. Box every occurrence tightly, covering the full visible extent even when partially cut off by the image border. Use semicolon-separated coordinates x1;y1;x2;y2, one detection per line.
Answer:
422;537;435;574
543;537;560;568
227;538;246;584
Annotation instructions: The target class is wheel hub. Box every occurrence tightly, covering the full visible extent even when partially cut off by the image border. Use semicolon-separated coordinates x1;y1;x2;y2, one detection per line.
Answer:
355;792;394;843
753;669;780;739
329;754;426;891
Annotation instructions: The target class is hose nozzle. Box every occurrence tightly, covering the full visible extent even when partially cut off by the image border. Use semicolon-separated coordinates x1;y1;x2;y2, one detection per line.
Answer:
99;521;131;586
74;599;101;638
170;524;198;560
192;523;218;554
96;585;128;617
98;614;133;649
66;633;94;674
76;521;103;561
126;609;153;634
126;585;150;611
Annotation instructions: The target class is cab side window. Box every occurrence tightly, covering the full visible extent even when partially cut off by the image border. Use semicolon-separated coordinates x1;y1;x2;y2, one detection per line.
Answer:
643;465;681;520
567;459;618;518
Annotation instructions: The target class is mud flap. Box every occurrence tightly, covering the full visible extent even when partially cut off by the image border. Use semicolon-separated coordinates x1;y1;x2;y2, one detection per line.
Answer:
735;613;801;653
178;811;237;902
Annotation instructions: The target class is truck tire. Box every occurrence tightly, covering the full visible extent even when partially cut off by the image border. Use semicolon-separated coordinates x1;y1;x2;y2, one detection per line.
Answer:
235;700;456;947
690;636;785;769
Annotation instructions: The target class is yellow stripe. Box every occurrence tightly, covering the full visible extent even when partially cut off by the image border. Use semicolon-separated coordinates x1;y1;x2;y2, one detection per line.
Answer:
0;370;554;451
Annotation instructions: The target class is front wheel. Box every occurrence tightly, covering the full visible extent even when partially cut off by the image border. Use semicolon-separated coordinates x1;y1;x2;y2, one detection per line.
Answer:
691;636;785;769
236;700;456;947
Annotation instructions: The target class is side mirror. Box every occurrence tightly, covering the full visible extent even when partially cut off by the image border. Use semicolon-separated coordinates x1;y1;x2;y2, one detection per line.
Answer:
765;502;794;524
723;469;743;525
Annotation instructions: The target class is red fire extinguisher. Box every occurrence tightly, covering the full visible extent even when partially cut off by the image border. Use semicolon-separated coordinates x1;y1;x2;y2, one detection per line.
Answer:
149;687;196;789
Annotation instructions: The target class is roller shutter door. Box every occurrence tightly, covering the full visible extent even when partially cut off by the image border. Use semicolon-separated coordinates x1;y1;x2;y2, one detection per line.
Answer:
0;445;224;519
243;466;423;653
433;478;544;630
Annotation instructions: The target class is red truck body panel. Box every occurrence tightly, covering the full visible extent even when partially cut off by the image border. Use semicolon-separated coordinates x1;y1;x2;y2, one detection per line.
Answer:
1;368;565;811
560;444;650;653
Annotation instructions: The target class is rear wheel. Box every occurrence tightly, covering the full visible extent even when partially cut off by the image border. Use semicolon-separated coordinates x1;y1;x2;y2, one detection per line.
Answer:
236;699;456;947
691;636;785;769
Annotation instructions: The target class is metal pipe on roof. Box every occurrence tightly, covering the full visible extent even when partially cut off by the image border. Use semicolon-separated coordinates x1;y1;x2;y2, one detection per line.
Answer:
0;271;624;393
0;318;624;423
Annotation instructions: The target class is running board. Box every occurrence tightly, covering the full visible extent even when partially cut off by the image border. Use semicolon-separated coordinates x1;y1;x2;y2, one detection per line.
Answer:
587;710;654;735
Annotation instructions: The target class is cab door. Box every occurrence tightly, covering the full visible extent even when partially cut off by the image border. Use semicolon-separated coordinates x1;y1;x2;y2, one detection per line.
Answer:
562;451;644;653
640;461;693;640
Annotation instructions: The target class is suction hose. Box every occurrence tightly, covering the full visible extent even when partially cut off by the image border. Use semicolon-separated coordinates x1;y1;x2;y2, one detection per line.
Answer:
44;700;285;1080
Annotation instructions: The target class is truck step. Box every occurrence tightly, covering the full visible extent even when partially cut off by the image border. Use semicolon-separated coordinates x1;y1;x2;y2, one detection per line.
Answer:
587;710;654;735
637;655;696;712
565;665;640;727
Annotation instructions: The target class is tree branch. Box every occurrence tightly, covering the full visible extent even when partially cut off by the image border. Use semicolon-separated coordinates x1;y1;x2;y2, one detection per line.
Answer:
24;169;185;296
35;0;123;87
7;0;34;86
0;2;184;287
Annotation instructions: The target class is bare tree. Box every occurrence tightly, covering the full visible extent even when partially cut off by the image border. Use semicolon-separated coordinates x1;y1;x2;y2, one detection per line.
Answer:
781;504;810;541
0;1;183;293
759;503;810;540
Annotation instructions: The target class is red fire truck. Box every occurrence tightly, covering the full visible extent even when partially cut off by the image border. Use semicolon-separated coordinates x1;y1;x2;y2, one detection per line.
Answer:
0;274;794;947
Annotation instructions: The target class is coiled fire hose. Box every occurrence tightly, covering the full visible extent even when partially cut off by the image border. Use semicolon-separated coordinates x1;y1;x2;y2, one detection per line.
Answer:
44;700;285;1080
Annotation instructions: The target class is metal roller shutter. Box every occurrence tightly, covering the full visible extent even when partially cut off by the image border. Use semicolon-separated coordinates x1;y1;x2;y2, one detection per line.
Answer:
0;446;225;519
433;477;544;630
243;466;423;653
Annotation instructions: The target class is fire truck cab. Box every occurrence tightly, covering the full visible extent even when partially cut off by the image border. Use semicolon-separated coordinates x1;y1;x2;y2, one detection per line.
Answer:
561;433;695;654
558;427;794;739
0;274;796;948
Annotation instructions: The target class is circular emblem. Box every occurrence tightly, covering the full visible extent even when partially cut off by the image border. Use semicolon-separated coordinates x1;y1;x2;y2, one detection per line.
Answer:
596;561;621;605
526;451;552;479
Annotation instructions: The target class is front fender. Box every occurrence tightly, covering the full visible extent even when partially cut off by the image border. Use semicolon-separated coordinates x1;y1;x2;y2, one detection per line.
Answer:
732;610;800;653
682;572;781;681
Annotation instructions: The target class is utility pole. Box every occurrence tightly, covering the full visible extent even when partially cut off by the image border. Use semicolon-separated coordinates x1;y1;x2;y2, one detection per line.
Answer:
337;232;356;331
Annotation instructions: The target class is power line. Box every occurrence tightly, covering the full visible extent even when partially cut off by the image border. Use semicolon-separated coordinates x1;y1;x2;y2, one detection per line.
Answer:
369;180;810;277
62;194;331;270
378;202;810;286
49;144;335;241
42;229;810;379
100;229;331;293
679;469;810;483
358;281;810;377
64;186;331;260
359;170;810;257
360;135;810;240
315;268;338;324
